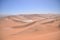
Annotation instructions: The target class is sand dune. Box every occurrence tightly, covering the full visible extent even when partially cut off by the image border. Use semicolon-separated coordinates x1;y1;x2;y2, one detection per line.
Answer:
0;14;60;40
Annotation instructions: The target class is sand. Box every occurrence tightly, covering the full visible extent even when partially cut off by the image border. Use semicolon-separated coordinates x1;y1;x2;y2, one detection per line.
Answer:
0;14;60;40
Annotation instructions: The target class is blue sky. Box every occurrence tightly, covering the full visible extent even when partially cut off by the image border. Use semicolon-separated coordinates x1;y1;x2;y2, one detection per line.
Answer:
0;0;60;15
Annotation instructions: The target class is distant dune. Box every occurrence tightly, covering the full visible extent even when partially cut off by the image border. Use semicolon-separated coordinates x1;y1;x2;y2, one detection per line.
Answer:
0;14;60;40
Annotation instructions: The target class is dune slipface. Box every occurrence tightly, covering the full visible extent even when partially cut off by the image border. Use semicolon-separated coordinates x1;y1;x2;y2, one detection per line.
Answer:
0;14;60;40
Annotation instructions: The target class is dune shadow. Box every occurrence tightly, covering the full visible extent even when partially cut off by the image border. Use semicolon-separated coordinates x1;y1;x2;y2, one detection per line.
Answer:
12;21;37;28
42;20;55;24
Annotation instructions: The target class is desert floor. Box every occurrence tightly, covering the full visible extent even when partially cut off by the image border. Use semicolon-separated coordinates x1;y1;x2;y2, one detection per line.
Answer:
0;14;60;40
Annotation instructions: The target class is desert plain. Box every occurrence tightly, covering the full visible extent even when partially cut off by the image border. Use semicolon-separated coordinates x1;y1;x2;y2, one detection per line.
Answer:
0;14;60;40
